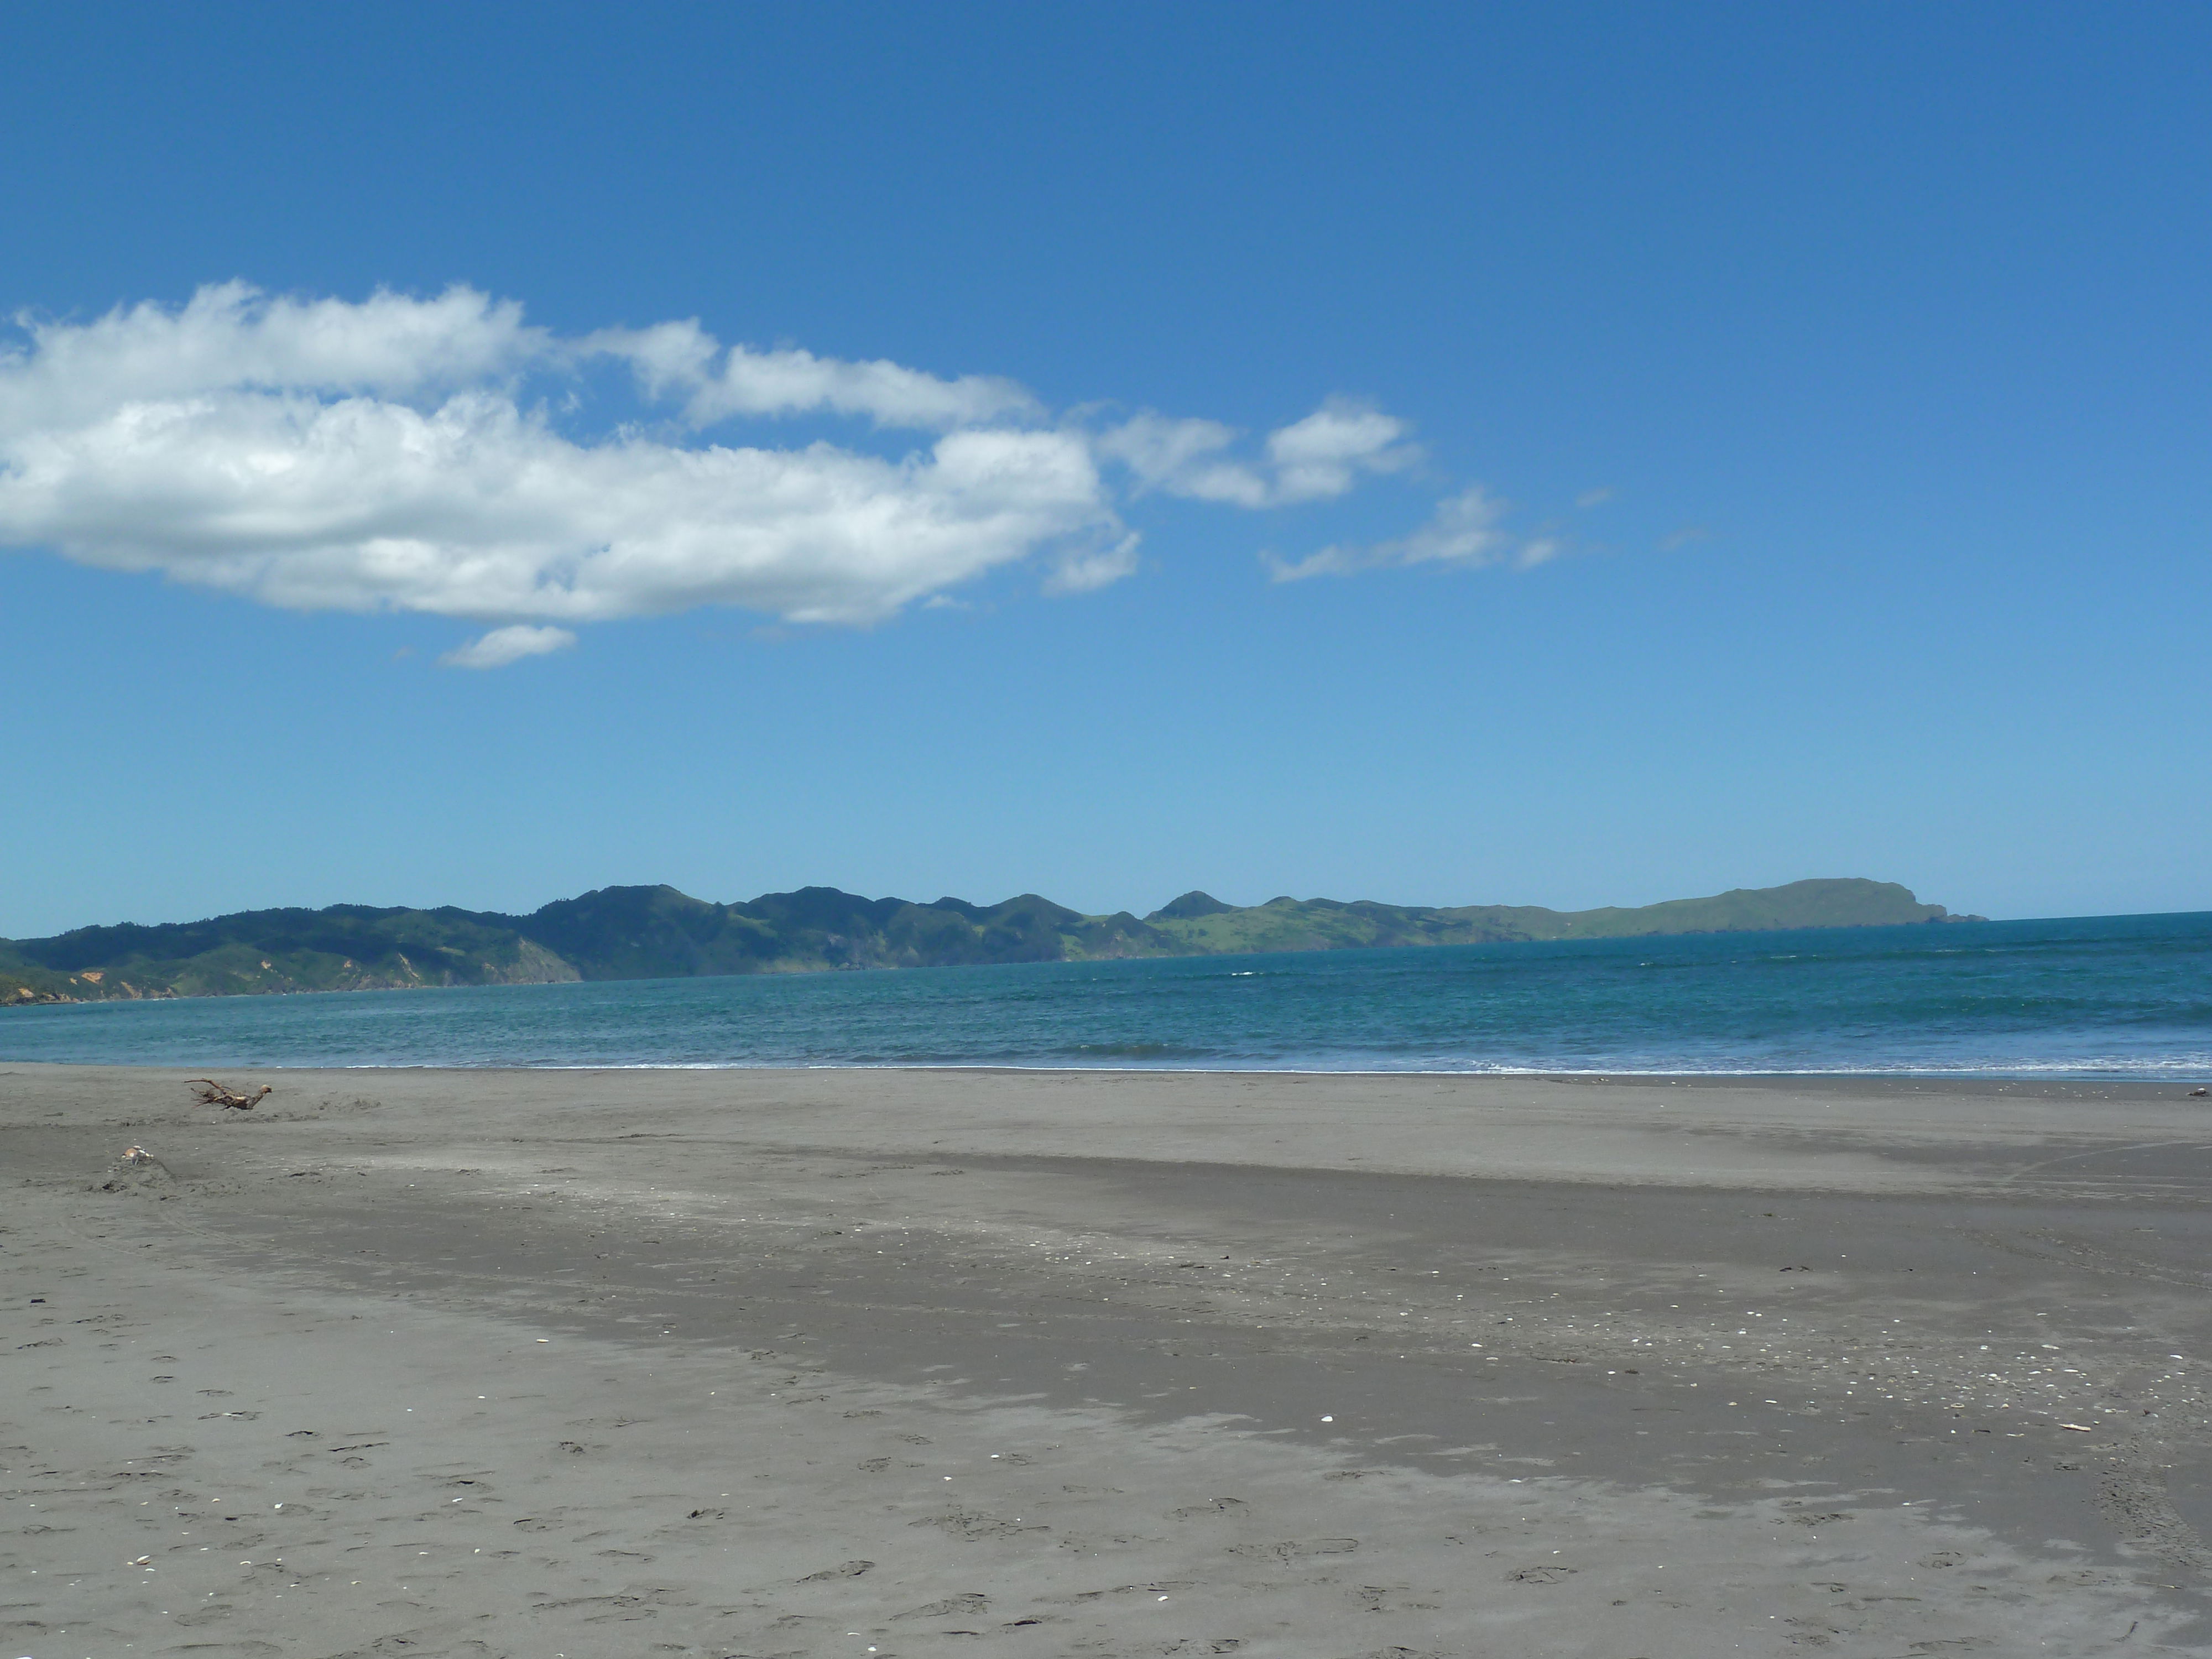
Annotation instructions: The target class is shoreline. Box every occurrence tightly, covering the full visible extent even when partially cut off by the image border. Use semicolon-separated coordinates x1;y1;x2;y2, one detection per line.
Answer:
6;1055;2210;1091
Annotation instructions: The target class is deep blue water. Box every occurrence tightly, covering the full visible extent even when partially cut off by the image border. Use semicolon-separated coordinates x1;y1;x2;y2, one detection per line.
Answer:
2;912;2208;1077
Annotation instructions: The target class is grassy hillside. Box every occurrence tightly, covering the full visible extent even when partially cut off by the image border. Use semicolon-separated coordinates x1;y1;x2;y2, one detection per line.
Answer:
518;884;1178;977
1526;879;1957;939
1;877;1975;1005
1142;878;1958;953
1;906;580;1002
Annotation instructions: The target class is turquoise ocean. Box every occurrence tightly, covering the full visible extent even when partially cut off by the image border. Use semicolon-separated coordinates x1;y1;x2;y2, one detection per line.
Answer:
2;911;2207;1078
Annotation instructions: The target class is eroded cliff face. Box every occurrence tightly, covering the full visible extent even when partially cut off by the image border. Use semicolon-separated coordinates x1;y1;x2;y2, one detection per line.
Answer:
2;936;582;1005
244;940;585;994
486;937;584;984
3;969;174;1005
5;980;77;1005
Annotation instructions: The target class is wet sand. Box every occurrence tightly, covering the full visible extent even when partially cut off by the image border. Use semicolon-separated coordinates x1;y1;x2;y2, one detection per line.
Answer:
6;1063;2212;1656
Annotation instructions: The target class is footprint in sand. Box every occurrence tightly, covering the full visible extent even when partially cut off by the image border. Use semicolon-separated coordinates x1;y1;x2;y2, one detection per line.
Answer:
1234;1537;1359;1564
894;1592;989;1619
797;1558;874;1580
1168;1497;1246;1519
911;1510;1047;1541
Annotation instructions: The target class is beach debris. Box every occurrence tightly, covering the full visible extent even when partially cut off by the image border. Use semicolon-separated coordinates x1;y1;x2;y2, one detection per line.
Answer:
2191;1087;2208;1097
186;1078;273;1110
95;1146;174;1193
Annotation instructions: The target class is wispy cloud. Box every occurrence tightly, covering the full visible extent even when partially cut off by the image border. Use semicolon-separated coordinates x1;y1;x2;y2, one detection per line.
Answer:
1042;533;1141;596
585;320;1040;430
1265;399;1421;502
1094;395;1419;507
1263;485;1550;582
440;624;577;669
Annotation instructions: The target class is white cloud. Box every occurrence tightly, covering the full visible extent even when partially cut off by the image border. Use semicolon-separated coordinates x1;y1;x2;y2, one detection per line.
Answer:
1264;485;1540;582
1094;396;1418;507
0;285;1118;642
1264;398;1420;502
0;282;541;431
0;389;1112;625
586;320;1039;430
440;624;577;669
1042;533;1141;596
1091;413;1260;504
0;284;1464;662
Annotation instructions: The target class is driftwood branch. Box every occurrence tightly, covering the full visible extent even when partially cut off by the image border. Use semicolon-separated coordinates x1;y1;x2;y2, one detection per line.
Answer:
185;1079;273;1110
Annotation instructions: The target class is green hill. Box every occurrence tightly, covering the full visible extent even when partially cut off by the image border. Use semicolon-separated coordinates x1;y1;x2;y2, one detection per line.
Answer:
1141;878;1963;952
0;877;1978;1005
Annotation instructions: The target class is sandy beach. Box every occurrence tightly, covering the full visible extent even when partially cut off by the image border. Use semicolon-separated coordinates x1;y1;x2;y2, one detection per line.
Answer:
7;1064;2212;1657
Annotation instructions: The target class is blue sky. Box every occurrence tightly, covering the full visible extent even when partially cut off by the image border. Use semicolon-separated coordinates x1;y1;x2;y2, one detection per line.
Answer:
4;3;2208;937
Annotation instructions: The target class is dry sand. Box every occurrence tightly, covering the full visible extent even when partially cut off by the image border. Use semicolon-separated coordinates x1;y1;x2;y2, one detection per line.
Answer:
7;1064;2212;1656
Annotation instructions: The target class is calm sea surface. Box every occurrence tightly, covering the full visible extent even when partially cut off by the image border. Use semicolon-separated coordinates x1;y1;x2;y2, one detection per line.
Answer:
3;912;2208;1077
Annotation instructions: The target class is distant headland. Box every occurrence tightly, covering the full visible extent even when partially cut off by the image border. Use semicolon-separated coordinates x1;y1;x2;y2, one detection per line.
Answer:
0;878;1983;1005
